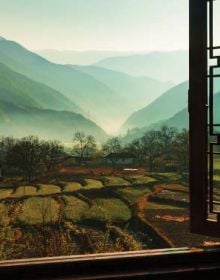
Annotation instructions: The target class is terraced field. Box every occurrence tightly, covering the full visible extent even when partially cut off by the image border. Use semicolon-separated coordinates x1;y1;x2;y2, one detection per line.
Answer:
37;184;61;195
11;186;37;198
17;197;60;225
126;175;157;185
63;195;89;222
62;182;82;192
0;188;12;199
0;203;8;226
101;176;130;187
116;185;152;203
1;172;220;259
86;198;132;223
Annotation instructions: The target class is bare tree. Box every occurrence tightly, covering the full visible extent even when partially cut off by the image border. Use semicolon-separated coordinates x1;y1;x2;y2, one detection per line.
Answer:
72;132;97;165
7;136;43;182
126;139;144;166
102;137;122;168
141;130;161;172
173;129;189;173
41;140;65;172
158;126;177;157
0;137;16;177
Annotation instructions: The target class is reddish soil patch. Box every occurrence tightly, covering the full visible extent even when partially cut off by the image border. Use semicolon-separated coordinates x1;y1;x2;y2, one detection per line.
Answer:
203;241;220;247
137;196;148;212
153;184;188;194
59;167;114;177
14;229;23;241
155;215;189;222
144;209;220;247
58;166;147;178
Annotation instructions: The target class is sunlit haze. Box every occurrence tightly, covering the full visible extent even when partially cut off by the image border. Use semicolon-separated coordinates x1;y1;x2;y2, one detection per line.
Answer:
0;0;189;52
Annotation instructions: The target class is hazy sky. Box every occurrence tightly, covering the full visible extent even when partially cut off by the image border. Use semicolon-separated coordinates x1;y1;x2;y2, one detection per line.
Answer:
0;0;189;51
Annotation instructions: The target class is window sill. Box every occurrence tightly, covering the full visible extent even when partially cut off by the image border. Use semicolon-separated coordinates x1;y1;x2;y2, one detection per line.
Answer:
1;247;220;279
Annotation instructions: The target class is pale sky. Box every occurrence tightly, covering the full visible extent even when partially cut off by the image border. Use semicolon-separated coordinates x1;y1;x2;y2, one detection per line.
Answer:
0;0;189;51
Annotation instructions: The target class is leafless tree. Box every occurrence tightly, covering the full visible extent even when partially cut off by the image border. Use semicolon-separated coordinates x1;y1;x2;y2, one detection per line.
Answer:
72;132;97;165
7;136;43;182
173;129;189;172
158;126;177;157
41;140;65;172
102;137;122;168
141;130;161;172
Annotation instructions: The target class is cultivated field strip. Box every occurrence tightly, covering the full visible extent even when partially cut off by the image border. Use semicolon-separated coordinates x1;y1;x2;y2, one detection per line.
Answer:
0;176;158;200
0;173;196;253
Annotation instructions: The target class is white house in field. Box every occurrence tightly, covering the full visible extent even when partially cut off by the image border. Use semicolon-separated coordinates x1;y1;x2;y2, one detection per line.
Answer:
104;153;136;166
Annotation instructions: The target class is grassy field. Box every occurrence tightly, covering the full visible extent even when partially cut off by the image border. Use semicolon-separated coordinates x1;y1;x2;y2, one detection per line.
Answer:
83;179;103;189
126;175;157;185
102;176;130;187
11;186;37;198
17;197;60;225
151;172;188;183
63;195;89;222
0;203;8;226
115;185;152;203
0;188;12;199
1;170;220;260
62;182;82;192
37;184;61;195
86;198;132;223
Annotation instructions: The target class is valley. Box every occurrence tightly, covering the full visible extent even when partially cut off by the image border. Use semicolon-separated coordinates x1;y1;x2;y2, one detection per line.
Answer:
1;34;215;260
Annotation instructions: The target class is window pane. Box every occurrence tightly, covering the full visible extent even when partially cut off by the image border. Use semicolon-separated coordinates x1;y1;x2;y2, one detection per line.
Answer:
1;0;220;261
213;0;220;47
207;0;220;228
213;153;220;213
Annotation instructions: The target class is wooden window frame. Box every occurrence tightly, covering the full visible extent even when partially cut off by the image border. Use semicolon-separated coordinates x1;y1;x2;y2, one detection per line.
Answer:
190;0;220;235
1;1;220;279
189;0;209;234
0;248;220;279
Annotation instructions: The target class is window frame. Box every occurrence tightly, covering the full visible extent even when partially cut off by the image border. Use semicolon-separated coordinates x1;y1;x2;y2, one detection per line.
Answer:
1;0;220;278
189;0;209;234
189;0;220;236
1;248;220;279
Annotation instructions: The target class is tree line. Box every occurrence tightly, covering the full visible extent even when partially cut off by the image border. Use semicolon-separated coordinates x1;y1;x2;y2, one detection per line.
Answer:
0;126;189;182
0;136;64;182
72;126;189;173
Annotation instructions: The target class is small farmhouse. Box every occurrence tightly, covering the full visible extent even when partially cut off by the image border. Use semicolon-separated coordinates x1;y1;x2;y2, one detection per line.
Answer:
104;152;136;166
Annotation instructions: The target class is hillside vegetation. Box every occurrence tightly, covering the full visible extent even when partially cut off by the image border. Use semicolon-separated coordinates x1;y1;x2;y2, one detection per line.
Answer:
0;62;79;112
0;100;107;141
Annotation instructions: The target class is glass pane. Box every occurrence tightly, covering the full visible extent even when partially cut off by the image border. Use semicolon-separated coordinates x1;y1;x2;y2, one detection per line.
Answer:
213;153;220;213
1;0;220;261
213;0;220;47
214;49;220;57
214;67;220;76
213;78;220;128
209;0;220;226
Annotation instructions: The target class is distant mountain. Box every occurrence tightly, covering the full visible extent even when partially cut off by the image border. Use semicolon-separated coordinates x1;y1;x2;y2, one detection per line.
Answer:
70;65;173;111
121;107;188;144
121;81;189;133
0;100;107;142
0;38;130;131
0;63;80;112
96;51;188;84
37;49;135;65
162;108;188;130
122;91;220;143
163;91;220;130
